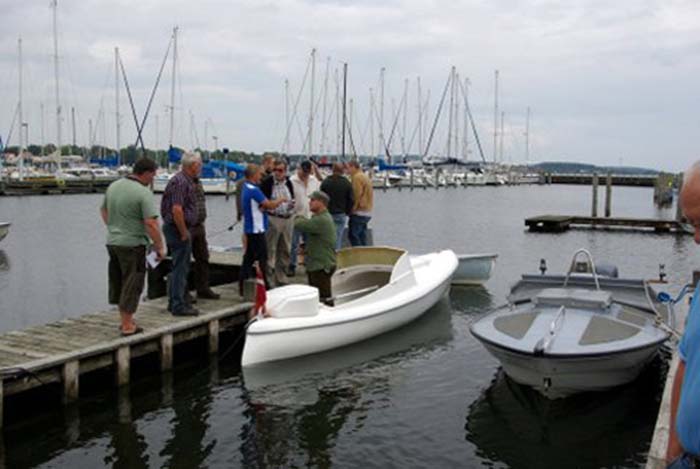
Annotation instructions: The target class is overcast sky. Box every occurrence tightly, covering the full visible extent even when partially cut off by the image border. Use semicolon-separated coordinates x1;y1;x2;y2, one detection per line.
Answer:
0;0;698;171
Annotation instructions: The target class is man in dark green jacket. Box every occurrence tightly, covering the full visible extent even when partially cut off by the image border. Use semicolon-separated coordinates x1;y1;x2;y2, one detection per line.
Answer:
294;190;336;304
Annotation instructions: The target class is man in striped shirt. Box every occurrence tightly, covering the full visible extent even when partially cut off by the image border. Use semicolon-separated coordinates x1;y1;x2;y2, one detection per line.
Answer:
239;164;288;297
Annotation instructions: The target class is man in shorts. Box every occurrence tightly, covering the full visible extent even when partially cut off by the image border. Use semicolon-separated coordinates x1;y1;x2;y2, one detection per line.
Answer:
101;157;165;335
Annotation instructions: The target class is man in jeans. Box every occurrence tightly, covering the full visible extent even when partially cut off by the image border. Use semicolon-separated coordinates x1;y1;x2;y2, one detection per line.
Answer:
239;164;288;296
347;160;373;246
666;161;700;469
320;162;353;250
261;159;295;287
161;152;202;316
101;157;165;335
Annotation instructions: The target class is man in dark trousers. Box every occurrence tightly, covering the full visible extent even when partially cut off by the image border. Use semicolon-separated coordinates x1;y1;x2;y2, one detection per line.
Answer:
320;162;353;250
191;170;220;300
161;152;202;316
101;157;165;335
293;191;336;305
239;164;288;296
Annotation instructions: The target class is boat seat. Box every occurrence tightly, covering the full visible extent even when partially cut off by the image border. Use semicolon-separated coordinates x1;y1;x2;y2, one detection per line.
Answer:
534;288;612;310
494;312;537;339
579;316;640;345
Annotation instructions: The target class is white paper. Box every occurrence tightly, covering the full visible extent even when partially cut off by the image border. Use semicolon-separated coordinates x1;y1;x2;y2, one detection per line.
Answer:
146;250;161;269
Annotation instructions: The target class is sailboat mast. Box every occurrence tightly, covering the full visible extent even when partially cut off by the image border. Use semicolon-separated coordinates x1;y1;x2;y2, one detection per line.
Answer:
402;78;408;160
284;79;290;155
525;106;530;162
369;88;375;157
417;77;422;157
447;67;455;158
320;56;330;156
18;37;24;180
40;102;45;156
169;27;178;149
463;78;470;160
307;48;316;159
493;69;499;163
115;47;121;163
378;67;385;159
52;0;62;172
499;111;505;162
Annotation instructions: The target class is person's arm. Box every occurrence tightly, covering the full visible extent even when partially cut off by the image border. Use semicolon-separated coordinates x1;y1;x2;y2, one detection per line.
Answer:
312;163;324;181
100;207;108;225
351;177;362;212
260;197;286;210
666;359;686;463
172;205;189;241
144;217;166;260
294;214;322;234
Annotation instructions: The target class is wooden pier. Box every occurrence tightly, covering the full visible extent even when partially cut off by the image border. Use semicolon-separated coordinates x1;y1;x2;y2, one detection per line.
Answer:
0;248;266;427
525;215;689;234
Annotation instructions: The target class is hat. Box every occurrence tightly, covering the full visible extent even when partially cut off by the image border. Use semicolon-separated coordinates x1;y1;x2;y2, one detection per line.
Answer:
300;160;312;173
309;190;330;205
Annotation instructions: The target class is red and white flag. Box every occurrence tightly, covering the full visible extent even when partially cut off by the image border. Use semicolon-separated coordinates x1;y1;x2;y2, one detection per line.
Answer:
253;262;267;318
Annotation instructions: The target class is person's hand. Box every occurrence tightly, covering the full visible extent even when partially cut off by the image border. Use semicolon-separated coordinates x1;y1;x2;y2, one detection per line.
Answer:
180;231;189;242
156;246;167;261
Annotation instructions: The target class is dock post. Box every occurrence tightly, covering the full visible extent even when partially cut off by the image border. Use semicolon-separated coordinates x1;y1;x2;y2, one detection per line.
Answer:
115;346;130;386
62;360;80;404
225;175;231;201
435;169;440;189
383;173;388;192
409;168;414;191
208;320;220;354
0;381;4;429
605;172;612;218
591;173;599;218
160;334;173;371
676;173;684;222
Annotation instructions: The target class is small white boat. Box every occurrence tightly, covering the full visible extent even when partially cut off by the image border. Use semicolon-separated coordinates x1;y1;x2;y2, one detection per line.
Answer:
241;246;458;367
0;223;10;242
470;249;672;398
453;253;497;285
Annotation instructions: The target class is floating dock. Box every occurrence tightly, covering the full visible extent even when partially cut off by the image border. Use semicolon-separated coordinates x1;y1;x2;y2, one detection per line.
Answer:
525;215;688;234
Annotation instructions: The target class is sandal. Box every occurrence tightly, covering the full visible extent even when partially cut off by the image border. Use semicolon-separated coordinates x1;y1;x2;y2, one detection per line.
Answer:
120;326;144;337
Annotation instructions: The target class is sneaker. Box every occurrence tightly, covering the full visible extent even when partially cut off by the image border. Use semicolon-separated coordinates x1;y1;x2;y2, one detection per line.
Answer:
172;306;200;317
197;289;221;300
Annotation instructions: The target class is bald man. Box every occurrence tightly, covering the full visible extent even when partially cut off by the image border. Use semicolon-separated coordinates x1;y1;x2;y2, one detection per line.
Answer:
666;162;700;468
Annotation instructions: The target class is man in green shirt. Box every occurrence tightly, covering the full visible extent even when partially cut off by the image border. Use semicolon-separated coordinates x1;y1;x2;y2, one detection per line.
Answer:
294;190;336;305
101;158;165;335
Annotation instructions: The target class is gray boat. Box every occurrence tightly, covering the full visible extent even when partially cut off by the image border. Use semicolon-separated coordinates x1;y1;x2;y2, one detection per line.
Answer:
0;223;10;242
470;249;673;398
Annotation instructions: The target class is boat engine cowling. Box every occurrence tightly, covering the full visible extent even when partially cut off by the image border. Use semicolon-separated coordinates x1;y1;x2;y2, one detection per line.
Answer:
266;285;320;318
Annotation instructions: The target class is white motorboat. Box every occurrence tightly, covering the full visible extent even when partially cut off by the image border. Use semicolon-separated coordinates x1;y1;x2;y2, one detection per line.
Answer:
470;249;672;398
0;223;9;242
453;253;497;285
241;246;459;367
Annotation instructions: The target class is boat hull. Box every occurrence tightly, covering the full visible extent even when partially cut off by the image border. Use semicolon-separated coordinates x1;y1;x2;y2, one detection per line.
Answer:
480;340;662;398
242;252;457;366
0;223;10;242
453;253;497;285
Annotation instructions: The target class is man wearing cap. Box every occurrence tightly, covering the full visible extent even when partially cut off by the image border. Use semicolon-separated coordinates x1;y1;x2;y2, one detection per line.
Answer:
288;160;321;276
666;161;700;468
294;190;336;304
320;162;354;250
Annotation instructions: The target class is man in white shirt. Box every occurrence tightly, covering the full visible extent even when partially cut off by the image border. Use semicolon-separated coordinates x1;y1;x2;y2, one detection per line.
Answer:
288;160;321;276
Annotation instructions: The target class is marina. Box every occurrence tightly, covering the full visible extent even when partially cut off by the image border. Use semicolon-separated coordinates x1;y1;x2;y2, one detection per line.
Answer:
0;185;694;467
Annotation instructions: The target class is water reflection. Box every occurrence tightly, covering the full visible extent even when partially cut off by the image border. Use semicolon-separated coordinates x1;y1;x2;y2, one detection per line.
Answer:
465;357;668;469
0;250;9;271
240;299;454;467
449;285;495;316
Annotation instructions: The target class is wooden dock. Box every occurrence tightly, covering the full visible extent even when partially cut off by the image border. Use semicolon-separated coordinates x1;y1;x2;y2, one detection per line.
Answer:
525;215;689;234
0;247;264;428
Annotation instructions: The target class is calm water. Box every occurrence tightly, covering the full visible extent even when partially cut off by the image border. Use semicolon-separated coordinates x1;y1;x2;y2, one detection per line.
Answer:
0;184;696;468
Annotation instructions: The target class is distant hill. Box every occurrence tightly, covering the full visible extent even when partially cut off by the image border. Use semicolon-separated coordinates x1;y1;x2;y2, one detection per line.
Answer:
530;161;659;175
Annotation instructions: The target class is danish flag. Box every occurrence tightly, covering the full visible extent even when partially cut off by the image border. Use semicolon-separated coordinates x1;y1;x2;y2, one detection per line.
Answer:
253;262;267;318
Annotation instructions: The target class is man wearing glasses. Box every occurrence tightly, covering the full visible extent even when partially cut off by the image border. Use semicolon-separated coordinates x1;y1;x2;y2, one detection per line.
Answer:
261;159;296;286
